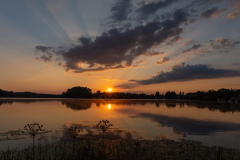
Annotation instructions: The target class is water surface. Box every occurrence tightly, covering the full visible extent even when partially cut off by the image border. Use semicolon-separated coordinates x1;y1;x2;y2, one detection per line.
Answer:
0;98;240;150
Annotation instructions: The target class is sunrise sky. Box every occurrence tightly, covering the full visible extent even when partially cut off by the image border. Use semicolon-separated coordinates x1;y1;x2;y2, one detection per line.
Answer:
0;0;240;94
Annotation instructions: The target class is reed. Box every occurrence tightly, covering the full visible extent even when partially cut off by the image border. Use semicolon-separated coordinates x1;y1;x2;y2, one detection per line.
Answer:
0;138;239;160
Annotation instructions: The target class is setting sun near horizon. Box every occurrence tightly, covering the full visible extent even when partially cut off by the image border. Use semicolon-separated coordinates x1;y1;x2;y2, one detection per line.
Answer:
108;88;112;92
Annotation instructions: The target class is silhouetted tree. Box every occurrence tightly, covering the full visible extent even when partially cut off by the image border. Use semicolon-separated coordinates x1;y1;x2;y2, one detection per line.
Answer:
0;89;15;97
96;90;101;98
62;86;92;98
165;91;177;99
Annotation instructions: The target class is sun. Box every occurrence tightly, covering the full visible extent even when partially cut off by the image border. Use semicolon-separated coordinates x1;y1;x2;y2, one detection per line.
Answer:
108;88;112;92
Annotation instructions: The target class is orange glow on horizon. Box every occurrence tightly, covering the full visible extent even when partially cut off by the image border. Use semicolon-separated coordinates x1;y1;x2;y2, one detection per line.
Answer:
108;88;112;92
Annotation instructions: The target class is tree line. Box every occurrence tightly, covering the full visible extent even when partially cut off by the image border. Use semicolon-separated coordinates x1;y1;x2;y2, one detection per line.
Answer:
1;87;240;102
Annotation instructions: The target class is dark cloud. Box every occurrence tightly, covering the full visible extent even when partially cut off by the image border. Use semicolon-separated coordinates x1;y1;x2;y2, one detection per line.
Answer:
161;10;189;29
110;0;132;22
35;46;53;62
156;56;170;65
182;44;202;53
210;38;240;49
36;9;190;73
184;0;224;15
128;63;240;86
201;7;227;19
179;38;239;56
35;46;52;53
115;83;137;89
137;0;178;17
38;54;52;62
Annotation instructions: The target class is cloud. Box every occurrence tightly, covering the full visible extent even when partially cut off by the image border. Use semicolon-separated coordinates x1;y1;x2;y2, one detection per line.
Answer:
123;63;240;86
38;54;53;62
133;59;147;67
201;7;227;19
232;62;240;67
161;10;189;29
229;0;240;10
210;38;240;49
36;9;190;73
137;0;178;18
115;83;137;89
110;0;132;22
156;56;170;65
35;46;53;62
35;0;234;74
35;46;52;53
227;0;240;19
182;44;203;53
227;10;240;19
166;36;182;45
182;40;197;46
143;51;164;56
179;38;239;56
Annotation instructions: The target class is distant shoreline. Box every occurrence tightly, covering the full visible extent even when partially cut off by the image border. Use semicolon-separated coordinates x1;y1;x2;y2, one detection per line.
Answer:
1;87;240;102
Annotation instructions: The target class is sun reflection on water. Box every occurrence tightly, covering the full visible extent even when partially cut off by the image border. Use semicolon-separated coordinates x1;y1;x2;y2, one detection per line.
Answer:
108;104;111;110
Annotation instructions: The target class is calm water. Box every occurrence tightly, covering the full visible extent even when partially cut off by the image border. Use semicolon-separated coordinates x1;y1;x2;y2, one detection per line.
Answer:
0;98;240;150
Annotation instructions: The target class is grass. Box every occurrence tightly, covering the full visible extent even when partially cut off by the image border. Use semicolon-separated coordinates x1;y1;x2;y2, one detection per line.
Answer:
0;137;239;160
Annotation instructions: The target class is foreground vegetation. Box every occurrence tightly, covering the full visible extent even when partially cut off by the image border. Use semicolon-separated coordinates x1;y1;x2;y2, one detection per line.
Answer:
1;122;240;160
1;138;240;160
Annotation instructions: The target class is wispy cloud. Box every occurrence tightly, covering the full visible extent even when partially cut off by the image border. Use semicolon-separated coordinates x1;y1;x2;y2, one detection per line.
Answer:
182;44;203;54
210;38;240;49
182;40;197;46
227;10;240;19
156;56;170;65
226;0;240;19
137;0;178;18
200;7;227;19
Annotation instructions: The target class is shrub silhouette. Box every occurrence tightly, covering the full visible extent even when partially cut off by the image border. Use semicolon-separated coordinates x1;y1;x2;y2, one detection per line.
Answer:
94;120;113;140
23;122;47;159
66;125;83;159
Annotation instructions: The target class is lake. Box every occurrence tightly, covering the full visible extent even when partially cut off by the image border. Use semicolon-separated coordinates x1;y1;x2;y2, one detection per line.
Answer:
0;98;240;150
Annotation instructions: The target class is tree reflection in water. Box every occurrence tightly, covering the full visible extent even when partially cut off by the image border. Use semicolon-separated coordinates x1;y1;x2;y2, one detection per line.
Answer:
61;100;92;111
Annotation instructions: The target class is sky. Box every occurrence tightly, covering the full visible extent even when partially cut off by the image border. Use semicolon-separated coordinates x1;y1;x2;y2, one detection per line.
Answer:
0;0;240;94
